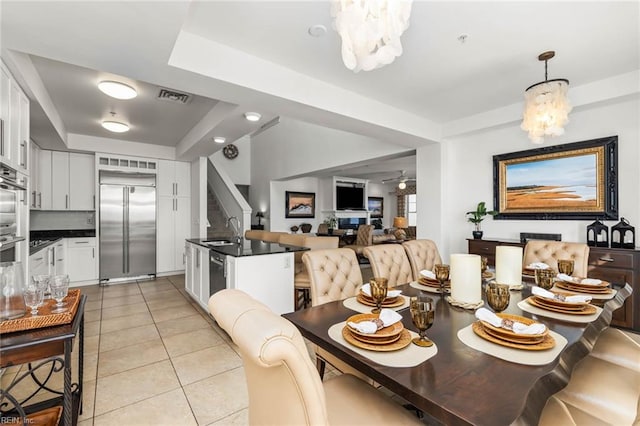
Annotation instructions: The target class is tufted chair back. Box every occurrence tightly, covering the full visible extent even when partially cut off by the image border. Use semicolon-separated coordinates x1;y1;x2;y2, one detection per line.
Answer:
209;289;330;425
363;244;413;287
317;223;329;234
402;239;443;280
355;224;374;246
302;248;363;306
523;240;590;277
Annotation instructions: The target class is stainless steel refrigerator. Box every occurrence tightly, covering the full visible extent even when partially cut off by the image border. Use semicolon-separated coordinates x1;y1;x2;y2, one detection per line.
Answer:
99;171;156;280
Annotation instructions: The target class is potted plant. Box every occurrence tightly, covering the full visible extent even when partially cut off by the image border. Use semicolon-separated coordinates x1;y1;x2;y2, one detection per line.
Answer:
466;202;498;239
324;215;338;235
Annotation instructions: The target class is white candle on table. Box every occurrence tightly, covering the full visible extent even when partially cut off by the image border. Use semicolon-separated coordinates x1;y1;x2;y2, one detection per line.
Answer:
495;246;523;286
450;254;482;304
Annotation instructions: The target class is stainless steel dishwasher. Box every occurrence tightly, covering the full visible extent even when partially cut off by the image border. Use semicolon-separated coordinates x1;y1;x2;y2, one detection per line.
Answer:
209;252;227;297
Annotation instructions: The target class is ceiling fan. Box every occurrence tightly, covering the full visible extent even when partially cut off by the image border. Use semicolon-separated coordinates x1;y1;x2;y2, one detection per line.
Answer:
381;170;415;188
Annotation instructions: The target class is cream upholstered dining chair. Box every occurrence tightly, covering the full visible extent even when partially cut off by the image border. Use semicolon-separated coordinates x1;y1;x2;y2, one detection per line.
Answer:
363;244;413;287
302;248;368;380
280;234;340;310
209;289;421;426
402;239;443;281
522;240;590;277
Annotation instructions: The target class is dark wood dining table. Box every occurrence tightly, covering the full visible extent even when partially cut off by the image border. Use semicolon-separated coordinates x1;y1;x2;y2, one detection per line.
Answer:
283;282;632;426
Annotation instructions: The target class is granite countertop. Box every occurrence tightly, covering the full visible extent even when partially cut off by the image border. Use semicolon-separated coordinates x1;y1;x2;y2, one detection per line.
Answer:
29;229;96;256
186;238;308;258
29;237;64;256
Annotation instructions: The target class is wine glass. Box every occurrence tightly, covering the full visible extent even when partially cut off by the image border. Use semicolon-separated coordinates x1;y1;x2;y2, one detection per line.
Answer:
23;284;44;316
50;275;70;313
369;277;388;314
434;264;450;295
557;259;575;276
410;295;435;347
485;282;510;313
32;275;51;299
534;269;555;290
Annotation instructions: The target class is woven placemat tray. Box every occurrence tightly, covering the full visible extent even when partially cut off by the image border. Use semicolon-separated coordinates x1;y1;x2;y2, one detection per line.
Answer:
0;289;81;334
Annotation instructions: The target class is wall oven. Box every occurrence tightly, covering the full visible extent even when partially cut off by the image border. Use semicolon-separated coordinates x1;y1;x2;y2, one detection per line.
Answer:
0;163;26;262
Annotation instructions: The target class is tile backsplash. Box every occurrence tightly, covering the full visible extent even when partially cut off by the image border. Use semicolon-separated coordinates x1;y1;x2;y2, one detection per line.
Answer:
30;211;95;231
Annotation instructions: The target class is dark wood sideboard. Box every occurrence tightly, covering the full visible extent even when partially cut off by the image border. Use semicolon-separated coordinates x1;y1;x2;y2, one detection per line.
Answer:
468;238;639;332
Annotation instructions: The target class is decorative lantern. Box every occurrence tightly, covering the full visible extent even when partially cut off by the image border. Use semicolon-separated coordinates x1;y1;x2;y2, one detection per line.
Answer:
586;219;609;247
611;217;635;249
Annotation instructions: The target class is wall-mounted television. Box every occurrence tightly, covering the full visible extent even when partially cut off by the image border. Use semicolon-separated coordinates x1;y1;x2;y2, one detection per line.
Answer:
336;185;365;210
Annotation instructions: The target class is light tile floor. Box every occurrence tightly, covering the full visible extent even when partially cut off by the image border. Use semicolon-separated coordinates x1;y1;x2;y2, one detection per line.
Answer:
2;271;427;426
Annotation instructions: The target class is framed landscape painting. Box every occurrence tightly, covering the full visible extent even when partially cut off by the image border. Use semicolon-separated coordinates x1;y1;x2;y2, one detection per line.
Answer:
493;136;618;220
285;191;315;218
368;197;384;218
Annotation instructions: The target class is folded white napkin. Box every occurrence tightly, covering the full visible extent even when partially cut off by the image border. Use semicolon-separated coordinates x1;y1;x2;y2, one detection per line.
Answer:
557;273;580;283
475;307;546;335
420;270;436;280
361;283;402;298
527;262;549;270
532;286;592;303
347;309;403;334
580;278;602;285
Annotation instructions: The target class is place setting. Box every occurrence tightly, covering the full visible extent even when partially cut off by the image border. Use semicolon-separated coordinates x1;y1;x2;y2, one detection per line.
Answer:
343;277;409;313
457;281;568;365
329;294;439;367
410;265;451;294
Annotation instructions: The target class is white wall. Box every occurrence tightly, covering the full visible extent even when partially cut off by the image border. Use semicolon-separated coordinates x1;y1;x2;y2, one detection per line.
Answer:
269;177;322;232
420;97;640;259
190;157;207;238
210;135;251;185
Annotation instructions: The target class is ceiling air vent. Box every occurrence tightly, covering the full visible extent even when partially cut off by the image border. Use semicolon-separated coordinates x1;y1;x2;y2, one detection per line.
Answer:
157;88;190;104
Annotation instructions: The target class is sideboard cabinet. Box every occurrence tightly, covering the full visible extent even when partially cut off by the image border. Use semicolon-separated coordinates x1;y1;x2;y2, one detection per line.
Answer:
467;238;639;331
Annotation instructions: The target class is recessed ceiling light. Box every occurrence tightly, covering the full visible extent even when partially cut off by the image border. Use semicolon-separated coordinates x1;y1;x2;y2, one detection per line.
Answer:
308;24;327;37
102;121;130;133
244;112;261;122
213;136;226;144
98;81;138;100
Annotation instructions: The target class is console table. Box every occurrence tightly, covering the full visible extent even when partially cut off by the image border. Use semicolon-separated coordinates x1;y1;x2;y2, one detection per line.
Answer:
0;296;86;426
468;238;638;332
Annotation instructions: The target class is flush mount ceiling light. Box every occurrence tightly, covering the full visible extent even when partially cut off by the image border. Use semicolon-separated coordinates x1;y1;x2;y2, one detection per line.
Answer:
98;80;137;100
521;51;572;144
331;0;413;72
101;120;129;133
244;112;261;122
213;136;226;144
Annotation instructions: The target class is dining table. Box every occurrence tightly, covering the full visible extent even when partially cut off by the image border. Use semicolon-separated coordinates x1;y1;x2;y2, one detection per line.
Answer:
283;280;632;426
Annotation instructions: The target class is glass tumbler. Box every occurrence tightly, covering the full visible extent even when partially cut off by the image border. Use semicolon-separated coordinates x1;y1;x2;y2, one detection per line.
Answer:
0;261;27;320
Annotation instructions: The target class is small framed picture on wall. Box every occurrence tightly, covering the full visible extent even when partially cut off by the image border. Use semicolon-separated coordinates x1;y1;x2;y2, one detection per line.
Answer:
285;191;316;218
368;197;384;218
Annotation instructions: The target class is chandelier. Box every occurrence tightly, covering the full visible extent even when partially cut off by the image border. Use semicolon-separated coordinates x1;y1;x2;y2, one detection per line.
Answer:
521;51;572;144
331;0;413;73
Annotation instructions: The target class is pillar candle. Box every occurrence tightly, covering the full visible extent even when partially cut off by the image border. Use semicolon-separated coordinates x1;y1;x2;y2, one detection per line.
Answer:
450;254;482;304
495;246;523;286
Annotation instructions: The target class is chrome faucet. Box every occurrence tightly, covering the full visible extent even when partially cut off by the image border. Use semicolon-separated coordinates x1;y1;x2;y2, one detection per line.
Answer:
226;216;241;244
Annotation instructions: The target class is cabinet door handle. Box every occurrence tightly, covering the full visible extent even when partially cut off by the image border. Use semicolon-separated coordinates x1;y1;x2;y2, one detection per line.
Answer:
0;119;4;156
34;257;43;261
65;194;69;209
175;182;178;195
20;141;26;167
32;191;36;208
38;192;41;208
93;195;96;209
598;257;615;262
92;248;95;258
75;241;89;244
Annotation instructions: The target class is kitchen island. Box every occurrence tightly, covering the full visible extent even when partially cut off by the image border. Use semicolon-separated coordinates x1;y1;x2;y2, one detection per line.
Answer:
185;238;307;314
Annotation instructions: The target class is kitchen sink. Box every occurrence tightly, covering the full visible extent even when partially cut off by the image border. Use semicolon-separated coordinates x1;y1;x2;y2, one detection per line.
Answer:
204;240;235;247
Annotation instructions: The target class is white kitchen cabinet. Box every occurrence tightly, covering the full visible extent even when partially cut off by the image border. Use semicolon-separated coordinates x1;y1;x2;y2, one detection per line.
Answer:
157;196;191;273
157;160;191;273
69;153;95;210
66;237;97;282
41;150;95;210
29;142;40;208
53;240;66;275
0;62;29;171
184;242;209;310
0;64;10;165
158;160;190;197
38;149;52;209
29;249;49;278
51;151;70;210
